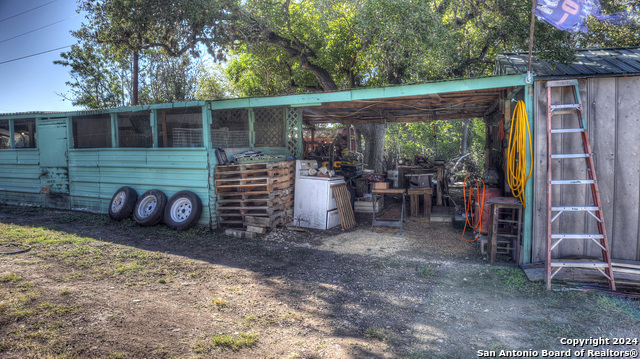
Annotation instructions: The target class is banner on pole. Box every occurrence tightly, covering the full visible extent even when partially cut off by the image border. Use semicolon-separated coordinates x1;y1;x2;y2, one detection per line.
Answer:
535;0;631;32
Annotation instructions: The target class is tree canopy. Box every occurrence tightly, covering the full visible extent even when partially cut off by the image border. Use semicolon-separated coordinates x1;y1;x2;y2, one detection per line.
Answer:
59;0;640;106
56;0;639;170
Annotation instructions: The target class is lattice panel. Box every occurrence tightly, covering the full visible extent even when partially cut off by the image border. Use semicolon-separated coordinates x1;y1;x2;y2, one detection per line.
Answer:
286;108;303;158
254;107;285;147
211;109;250;148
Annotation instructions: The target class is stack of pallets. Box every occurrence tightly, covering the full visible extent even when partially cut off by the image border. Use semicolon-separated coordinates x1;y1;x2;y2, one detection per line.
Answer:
215;161;294;229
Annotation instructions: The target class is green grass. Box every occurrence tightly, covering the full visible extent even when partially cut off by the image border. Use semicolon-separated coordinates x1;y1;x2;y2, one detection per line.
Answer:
194;332;258;353
418;266;435;279
364;327;385;341
212;298;229;308
0;273;23;283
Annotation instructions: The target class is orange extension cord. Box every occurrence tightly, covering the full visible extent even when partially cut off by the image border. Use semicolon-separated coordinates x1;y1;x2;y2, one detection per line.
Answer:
462;174;485;242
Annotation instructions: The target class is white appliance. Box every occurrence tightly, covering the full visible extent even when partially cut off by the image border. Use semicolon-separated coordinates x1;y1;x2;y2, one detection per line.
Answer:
294;160;345;229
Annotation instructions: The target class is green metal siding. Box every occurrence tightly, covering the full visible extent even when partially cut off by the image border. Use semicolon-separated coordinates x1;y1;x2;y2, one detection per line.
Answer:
69;148;211;226
0;149;41;206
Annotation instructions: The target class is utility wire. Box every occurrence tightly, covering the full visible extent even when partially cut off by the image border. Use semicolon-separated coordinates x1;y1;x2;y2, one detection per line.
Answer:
0;16;75;44
0;45;71;65
0;0;58;23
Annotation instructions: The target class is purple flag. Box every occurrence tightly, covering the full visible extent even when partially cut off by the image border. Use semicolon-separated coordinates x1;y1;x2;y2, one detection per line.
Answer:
535;0;632;33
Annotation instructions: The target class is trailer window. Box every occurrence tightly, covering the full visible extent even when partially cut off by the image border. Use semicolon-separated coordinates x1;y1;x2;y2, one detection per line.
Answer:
118;111;152;148
14;119;36;148
0;120;9;149
211;109;250;149
72;114;112;148
158;107;203;147
254;107;285;147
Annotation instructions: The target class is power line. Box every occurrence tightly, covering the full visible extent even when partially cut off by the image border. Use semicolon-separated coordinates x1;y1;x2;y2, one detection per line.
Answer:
0;0;59;23
0;45;71;65
0;16;76;44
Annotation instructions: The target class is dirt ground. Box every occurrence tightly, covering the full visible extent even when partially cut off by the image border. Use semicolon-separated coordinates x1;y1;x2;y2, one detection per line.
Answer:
1;205;639;359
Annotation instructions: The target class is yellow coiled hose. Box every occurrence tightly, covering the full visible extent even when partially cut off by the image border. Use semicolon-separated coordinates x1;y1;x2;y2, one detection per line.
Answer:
506;100;532;207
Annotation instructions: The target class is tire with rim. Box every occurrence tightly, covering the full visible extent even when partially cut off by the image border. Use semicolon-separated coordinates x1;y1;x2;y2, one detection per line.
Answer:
164;191;202;230
133;189;167;226
108;186;138;221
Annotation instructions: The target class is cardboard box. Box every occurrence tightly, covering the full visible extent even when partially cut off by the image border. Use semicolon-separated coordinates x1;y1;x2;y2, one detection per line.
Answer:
373;182;389;189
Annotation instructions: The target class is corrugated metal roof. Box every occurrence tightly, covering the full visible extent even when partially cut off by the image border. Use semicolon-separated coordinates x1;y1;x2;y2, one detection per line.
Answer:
495;47;640;79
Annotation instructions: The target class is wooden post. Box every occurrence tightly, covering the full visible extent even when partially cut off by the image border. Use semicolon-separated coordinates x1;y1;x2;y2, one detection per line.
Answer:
436;165;444;206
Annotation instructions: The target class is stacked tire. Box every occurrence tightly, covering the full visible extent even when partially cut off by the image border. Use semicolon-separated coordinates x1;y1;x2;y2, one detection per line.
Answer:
108;187;202;231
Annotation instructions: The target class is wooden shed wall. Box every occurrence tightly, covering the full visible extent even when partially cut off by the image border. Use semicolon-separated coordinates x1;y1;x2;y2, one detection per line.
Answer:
532;76;640;263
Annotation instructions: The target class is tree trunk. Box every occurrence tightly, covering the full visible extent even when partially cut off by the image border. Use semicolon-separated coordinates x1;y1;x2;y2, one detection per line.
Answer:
460;118;469;154
355;123;387;173
132;50;139;106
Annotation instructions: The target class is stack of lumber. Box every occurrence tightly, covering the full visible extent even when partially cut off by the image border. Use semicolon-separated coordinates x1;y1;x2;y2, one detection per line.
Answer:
215;161;294;229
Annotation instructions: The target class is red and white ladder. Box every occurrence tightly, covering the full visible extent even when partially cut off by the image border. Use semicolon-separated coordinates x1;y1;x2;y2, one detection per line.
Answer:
545;79;615;291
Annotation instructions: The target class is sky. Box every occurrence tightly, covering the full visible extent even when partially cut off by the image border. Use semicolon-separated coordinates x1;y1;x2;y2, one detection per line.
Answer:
0;0;84;114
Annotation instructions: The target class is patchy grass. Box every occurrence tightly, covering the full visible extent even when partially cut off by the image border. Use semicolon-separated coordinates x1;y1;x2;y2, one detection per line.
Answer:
193;332;258;353
418;265;435;279
364;327;385;341
0;273;22;283
212;297;229;308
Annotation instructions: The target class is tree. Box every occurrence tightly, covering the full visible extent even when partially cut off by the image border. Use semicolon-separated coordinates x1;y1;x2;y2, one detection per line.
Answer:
60;0;639;168
55;28;131;109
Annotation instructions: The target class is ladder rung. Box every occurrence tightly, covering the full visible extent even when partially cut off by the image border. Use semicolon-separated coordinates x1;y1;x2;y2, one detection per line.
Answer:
552;206;599;212
551;128;585;133
551;154;589;159
551;180;594;185
550;260;609;268
546;79;579;88
551;104;580;111
551;234;604;239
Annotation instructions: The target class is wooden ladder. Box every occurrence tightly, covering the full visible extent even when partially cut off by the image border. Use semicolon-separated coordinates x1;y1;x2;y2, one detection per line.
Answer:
545;79;615;291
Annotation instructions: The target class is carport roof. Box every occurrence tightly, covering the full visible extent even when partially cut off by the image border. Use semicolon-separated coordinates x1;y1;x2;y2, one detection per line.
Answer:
211;73;527;125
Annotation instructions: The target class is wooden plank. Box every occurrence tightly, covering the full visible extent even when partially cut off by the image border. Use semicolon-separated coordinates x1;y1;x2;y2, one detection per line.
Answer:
532;82;548;263
332;183;356;230
612;77;640;260
586;77;617;259
612;259;640;270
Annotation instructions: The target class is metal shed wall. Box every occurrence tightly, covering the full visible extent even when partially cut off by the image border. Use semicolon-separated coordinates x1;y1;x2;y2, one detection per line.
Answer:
0;149;41;205
532;75;640;262
68;148;211;227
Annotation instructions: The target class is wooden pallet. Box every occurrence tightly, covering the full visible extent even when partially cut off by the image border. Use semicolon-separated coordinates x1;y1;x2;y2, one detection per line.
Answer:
214;167;294;181
332;183;356;230
244;209;293;228
215;161;294;173
217;202;293;217
215;180;293;194
216;188;293;201
214;173;294;187
215;160;295;229
217;194;293;208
